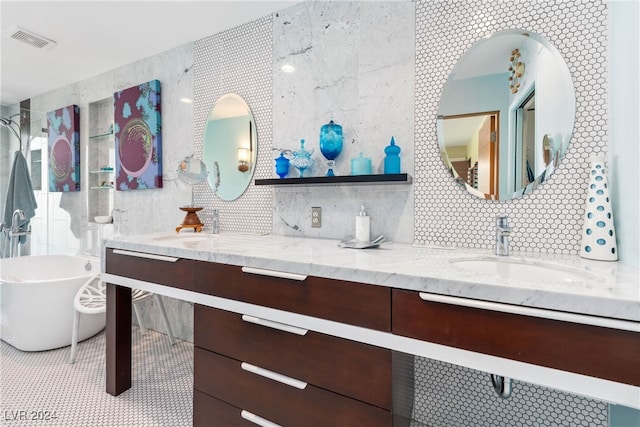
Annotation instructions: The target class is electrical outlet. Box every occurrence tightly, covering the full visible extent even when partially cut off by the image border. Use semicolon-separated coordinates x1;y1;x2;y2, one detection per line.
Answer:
311;207;321;228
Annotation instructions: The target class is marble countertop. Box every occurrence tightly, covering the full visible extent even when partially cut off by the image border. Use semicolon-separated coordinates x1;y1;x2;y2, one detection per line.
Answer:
104;232;640;323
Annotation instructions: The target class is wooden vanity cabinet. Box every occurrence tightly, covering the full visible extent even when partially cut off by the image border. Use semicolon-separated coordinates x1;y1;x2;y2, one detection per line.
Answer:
194;390;256;427
105;248;195;291
193;260;391;331
195;306;392;408
193;264;394;426
194;348;391;427
106;246;638;422
392;289;640;387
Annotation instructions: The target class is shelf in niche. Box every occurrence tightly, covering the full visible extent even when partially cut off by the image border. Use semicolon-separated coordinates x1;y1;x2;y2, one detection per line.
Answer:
90;185;113;190
255;173;412;186
90;169;114;174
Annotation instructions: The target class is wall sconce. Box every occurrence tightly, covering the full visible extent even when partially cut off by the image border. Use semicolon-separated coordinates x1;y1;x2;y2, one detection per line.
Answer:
237;147;250;172
237;120;253;173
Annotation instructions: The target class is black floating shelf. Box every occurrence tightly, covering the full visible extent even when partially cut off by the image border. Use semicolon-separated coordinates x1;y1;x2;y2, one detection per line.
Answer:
255;173;411;186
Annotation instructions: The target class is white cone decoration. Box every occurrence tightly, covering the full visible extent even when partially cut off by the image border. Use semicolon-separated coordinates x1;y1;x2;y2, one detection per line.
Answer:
580;156;618;261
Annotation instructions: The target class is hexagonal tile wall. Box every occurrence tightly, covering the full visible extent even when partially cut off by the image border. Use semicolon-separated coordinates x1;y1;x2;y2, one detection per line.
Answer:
193;16;274;235
412;357;608;427
414;0;607;254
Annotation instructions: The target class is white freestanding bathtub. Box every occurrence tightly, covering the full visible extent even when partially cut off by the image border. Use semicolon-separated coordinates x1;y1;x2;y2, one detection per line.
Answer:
0;254;106;351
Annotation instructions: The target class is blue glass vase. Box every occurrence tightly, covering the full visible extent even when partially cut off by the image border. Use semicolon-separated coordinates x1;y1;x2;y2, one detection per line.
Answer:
275;152;290;179
319;120;343;176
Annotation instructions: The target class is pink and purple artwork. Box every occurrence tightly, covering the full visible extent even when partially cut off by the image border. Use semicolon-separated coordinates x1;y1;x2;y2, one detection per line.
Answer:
113;80;162;190
47;105;80;192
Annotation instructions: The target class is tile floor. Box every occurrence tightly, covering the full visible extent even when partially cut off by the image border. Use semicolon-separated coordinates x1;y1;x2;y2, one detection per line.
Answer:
0;328;193;427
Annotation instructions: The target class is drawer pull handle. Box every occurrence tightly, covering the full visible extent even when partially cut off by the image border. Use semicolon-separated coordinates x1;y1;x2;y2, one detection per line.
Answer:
241;410;282;427
241;266;307;281
241;362;308;390
242;315;308;336
418;292;640;332
112;249;179;263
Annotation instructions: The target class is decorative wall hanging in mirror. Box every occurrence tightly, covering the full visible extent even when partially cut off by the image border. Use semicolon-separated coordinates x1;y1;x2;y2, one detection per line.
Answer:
113;80;162;191
508;48;525;94
437;30;575;201
47;104;80;192
203;93;257;201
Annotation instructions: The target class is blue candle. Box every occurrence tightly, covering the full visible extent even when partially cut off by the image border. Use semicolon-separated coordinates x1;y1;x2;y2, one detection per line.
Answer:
351;152;372;175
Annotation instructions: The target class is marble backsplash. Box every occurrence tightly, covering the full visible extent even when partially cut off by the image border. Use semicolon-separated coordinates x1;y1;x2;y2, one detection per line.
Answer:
271;1;415;243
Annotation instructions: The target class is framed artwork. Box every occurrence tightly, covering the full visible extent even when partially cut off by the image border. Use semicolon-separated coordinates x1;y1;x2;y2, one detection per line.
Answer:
113;79;162;190
47;104;80;192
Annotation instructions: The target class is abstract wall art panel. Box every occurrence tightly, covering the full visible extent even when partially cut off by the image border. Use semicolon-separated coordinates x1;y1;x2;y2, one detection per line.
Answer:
47;104;80;192
113;79;163;190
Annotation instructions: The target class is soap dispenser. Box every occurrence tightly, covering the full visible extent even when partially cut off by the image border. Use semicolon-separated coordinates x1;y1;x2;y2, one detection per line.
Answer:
355;205;370;242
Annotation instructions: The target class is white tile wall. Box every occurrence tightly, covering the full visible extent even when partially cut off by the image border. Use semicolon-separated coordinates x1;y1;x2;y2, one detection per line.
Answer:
413;357;607;426
193;16;274;235
414;0;608;254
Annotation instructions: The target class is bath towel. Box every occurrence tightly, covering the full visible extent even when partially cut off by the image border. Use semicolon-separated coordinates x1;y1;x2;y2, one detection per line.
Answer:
2;151;38;241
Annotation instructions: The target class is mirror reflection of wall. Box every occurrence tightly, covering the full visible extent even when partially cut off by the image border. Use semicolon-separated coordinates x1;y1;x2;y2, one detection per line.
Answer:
203;94;257;201
437;30;575;200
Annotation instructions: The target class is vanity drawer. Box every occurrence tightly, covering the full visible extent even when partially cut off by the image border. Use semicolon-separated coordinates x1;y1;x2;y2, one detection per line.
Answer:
105;248;195;291
194;390;255;427
194;348;392;427
392;289;640;386
193;261;391;331
195;304;392;410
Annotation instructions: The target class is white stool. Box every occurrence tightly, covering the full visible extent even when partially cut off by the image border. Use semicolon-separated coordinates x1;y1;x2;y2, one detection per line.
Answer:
69;274;176;363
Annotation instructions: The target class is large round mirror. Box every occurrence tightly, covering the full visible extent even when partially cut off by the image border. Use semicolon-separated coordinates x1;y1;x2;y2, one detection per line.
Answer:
437;30;575;200
203;93;257;201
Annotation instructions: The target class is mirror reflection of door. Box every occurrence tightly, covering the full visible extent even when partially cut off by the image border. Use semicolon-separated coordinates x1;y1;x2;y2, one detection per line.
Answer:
442;112;499;198
513;89;536;189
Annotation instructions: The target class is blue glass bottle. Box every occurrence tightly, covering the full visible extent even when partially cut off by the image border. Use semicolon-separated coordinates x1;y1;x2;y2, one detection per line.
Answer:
384;136;401;174
319;120;343;176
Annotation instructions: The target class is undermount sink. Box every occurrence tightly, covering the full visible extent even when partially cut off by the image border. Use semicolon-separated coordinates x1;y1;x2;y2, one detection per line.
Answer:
151;231;268;243
448;256;598;284
152;233;214;242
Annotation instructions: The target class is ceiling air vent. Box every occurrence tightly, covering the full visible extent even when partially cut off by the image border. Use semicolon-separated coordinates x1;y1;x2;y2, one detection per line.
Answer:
5;26;57;50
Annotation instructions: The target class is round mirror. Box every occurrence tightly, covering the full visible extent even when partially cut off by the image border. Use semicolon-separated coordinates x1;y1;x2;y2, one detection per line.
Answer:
437;30;575;200
203;93;257;201
177;155;208;186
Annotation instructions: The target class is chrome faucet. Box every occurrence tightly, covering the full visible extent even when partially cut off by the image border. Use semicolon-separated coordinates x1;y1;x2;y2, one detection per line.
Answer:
495;215;512;256
211;209;220;234
11;209;26;234
8;209;29;257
